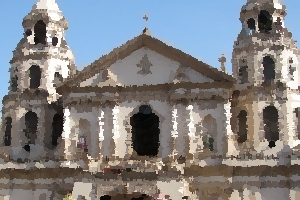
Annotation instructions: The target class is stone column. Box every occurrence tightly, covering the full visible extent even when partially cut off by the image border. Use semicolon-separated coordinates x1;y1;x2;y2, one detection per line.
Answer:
36;105;47;160
11;108;21;148
90;113;100;159
101;101;115;161
62;107;74;161
172;99;190;160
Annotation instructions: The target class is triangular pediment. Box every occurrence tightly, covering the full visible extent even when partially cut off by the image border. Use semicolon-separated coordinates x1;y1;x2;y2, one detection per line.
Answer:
59;34;233;91
79;47;216;87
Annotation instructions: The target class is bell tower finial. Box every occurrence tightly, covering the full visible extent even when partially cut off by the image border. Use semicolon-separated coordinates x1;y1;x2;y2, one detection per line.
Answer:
218;54;227;73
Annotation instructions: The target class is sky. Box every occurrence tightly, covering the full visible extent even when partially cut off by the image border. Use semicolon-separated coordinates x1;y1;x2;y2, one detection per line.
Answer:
0;0;300;107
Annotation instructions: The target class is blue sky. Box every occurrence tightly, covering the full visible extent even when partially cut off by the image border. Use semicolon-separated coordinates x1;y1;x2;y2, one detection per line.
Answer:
0;0;300;104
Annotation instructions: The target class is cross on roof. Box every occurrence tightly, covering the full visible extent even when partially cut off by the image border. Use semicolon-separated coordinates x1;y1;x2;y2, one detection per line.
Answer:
143;14;148;28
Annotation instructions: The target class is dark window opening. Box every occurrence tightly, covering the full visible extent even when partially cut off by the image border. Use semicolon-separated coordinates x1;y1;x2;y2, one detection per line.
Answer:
263;106;279;148
24;111;38;152
29;65;41;89
258;10;273;33
52;37;58;46
34;20;47;45
262;56;275;86
51;114;64;148
25;29;32;37
11;75;18;92
237;110;248;143
130;105;160;157
247;18;256;31
4;117;12;146
239;65;248;84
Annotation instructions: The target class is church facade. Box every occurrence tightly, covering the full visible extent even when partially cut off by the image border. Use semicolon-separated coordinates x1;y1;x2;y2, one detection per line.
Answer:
1;0;300;199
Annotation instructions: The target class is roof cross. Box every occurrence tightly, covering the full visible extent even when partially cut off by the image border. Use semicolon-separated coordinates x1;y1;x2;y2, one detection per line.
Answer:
143;14;148;28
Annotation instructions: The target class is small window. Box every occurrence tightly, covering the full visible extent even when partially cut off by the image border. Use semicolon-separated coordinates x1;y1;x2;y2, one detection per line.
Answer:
247;18;256;30
25;29;32;36
11;75;18;92
239;66;248;84
52;37;58;46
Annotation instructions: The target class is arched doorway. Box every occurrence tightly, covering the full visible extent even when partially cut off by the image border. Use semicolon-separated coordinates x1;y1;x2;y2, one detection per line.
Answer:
100;195;111;200
4;117;12;146
34;20;47;45
237;110;248;143
130;105;160;157
24;111;38;152
29;65;41;89
51;113;64;148
263;106;279;148
262;56;275;86
202;115;217;152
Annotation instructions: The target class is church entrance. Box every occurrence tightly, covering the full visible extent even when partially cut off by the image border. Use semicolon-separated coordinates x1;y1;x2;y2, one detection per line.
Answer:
263;106;279;148
24;111;38;152
130;105;160;157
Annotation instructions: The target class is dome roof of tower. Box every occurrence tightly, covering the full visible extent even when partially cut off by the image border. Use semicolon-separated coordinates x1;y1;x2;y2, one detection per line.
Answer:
32;0;60;12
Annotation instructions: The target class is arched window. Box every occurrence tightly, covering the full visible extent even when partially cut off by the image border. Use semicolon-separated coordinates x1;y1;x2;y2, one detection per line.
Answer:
263;106;279;148
52;37;58;46
51;114;64;148
202;115;217;152
258;10;272;33
237;110;248;143
34;20;47;45
262;56;275;85
239;66;248;84
4;117;12;146
11;75;18;92
29;65;41;89
130;105;160;156
247;18;256;30
24;111;38;152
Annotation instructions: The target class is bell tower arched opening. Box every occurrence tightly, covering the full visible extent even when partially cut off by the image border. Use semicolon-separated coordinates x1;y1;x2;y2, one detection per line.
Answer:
263;106;279;148
237;110;248;143
247;18;256;31
262;56;275;86
130;105;160;157
34;20;47;45
258;10;273;33
23;111;38;152
29;65;41;89
51;114;64;148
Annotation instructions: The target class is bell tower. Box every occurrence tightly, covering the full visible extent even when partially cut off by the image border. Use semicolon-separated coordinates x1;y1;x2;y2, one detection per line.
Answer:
9;0;76;97
1;0;75;161
230;0;300;156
